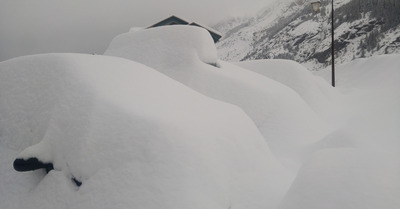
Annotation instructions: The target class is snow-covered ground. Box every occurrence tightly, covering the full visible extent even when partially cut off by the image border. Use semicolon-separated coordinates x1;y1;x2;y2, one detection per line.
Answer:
105;26;331;168
1;25;399;209
284;54;400;209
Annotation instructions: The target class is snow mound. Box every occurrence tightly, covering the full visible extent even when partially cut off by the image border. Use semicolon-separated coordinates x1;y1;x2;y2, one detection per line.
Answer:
0;54;290;209
105;25;332;166
235;59;341;119
106;25;219;69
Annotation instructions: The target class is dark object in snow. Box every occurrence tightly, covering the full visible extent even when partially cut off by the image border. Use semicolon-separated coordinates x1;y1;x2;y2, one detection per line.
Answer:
72;177;82;187
13;157;54;173
147;15;222;43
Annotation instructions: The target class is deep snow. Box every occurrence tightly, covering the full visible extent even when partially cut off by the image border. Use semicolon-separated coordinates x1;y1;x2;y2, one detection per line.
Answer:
235;59;341;120
280;55;400;209
1;25;399;209
105;25;332;167
0;54;290;209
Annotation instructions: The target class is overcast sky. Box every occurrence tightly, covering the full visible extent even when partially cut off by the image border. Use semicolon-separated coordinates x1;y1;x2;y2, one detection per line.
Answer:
0;0;278;61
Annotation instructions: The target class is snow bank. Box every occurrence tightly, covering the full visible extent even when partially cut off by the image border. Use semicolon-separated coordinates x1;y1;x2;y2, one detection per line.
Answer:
315;54;400;148
105;25;332;167
236;59;341;119
281;55;400;209
106;25;219;70
0;54;290;209
280;148;400;209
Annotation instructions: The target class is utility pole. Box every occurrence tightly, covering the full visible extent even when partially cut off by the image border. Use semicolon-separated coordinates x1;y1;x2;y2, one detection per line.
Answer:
331;0;335;87
312;0;336;87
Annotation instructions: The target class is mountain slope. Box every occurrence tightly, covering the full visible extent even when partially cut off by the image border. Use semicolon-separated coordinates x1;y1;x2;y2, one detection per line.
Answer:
215;0;400;70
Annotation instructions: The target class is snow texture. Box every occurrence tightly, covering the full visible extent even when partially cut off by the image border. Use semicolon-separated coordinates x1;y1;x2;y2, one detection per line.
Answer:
1;24;399;209
280;54;400;209
235;59;341;120
0;53;290;209
105;25;331;167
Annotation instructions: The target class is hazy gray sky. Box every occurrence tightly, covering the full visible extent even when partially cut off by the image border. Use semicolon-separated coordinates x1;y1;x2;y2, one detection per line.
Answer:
0;0;277;61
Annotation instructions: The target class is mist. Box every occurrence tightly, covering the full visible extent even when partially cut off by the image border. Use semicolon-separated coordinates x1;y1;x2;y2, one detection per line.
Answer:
0;0;277;61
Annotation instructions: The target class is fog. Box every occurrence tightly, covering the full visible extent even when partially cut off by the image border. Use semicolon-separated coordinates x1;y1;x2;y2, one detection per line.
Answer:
0;0;277;61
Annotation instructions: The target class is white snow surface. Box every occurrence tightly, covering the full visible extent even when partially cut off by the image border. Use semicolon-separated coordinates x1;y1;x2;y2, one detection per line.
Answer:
1;25;399;209
106;25;219;70
0;53;290;209
235;59;341;120
105;26;332;166
282;54;400;209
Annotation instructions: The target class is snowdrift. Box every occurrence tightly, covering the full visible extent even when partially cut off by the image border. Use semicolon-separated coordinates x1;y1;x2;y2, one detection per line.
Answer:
280;54;400;209
0;54;291;209
105;25;218;71
280;148;400;209
315;54;400;148
235;59;341;119
105;25;331;165
2;23;398;209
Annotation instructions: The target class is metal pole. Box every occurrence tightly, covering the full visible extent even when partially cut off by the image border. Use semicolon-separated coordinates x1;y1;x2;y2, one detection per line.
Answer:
331;0;335;87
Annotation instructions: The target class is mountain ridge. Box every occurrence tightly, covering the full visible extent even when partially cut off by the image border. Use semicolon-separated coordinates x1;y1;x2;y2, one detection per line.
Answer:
214;0;400;70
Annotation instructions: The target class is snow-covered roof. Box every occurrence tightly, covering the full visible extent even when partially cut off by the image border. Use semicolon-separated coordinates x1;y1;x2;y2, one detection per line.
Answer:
147;15;222;43
189;22;222;41
147;15;190;28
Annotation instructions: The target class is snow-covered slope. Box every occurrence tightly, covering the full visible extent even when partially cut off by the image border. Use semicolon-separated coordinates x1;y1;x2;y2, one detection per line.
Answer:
215;0;400;70
235;59;341;120
280;54;400;209
214;0;306;62
0;54;290;209
105;25;332;167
